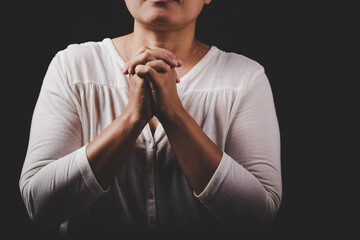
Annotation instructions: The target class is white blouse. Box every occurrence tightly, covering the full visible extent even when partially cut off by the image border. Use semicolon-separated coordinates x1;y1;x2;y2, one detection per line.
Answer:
19;38;282;237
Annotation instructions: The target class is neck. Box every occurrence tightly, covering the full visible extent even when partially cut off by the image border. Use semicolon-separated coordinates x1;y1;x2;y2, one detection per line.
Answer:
127;20;198;63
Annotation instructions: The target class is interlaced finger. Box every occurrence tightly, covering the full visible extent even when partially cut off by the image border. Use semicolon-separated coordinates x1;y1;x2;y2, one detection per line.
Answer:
122;48;182;75
145;60;170;73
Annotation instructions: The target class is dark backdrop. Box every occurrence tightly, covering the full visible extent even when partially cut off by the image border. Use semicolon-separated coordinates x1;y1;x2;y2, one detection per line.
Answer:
4;1;357;239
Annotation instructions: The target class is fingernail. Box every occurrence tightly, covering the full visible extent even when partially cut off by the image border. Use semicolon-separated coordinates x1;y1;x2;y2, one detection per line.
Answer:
172;58;178;66
178;59;183;66
122;63;128;73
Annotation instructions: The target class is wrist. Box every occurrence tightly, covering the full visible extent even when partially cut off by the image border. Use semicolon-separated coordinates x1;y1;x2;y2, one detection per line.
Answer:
158;105;187;128
122;108;149;129
123;102;152;126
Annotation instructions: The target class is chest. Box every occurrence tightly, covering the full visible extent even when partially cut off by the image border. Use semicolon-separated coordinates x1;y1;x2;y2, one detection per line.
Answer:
76;84;236;152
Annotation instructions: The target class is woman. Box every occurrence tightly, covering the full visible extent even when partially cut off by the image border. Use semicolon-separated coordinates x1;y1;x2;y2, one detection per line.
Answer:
20;0;282;238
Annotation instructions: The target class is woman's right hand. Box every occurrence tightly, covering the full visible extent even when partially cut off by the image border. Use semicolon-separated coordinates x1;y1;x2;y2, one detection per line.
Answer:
124;73;154;125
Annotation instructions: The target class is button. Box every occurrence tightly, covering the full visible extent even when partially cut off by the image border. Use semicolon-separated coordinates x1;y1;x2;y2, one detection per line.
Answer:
148;142;154;149
148;191;153;199
150;217;156;225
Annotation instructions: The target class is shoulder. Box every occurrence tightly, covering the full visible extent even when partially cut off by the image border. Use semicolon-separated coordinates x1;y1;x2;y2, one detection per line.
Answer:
183;46;267;95
220;50;263;73
207;47;265;90
216;47;264;79
57;39;108;63
53;39;118;85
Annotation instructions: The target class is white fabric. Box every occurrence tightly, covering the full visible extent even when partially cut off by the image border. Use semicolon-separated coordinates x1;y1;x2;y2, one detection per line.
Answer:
19;38;282;235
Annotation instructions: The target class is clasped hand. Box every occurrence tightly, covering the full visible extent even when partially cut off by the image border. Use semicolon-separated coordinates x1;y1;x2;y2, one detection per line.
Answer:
122;47;184;124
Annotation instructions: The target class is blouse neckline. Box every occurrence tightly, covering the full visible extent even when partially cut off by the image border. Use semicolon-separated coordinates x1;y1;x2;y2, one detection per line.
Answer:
103;38;218;85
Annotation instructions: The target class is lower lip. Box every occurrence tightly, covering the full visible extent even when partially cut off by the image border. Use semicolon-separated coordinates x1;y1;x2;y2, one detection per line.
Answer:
147;0;175;3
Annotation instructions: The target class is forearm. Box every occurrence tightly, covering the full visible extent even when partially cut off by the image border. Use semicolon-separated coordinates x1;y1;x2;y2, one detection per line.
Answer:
20;146;106;226
195;154;280;227
21;111;146;225
86;110;147;189
161;107;281;226
160;108;222;194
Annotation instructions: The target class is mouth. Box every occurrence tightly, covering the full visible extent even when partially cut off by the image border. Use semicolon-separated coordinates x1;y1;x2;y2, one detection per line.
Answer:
146;0;178;3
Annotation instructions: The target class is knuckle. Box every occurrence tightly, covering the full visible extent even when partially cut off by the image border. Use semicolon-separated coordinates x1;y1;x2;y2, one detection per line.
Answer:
134;65;144;73
143;65;151;71
140;46;148;51
142;51;152;61
139;65;151;74
160;61;169;69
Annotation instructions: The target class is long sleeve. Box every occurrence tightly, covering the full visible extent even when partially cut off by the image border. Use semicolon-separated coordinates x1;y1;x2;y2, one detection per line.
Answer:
195;68;282;228
19;54;107;226
19;40;282;234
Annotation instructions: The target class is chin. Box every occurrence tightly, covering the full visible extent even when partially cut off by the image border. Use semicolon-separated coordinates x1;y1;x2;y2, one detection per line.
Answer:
142;10;179;29
130;0;185;31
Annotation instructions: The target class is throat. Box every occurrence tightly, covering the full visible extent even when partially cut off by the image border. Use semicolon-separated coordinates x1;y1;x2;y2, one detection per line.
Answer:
175;41;211;78
111;35;211;79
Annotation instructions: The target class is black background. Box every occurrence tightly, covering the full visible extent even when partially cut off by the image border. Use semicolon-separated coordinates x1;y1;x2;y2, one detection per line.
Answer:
3;0;357;239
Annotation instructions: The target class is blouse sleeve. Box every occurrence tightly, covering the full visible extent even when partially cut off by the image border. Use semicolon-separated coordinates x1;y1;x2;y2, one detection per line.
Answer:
19;54;107;226
195;68;282;228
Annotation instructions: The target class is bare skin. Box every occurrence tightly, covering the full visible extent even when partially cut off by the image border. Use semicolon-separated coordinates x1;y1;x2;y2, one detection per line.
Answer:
86;0;222;194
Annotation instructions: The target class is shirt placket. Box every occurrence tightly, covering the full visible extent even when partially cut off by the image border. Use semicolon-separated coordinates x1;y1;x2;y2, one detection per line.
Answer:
145;140;157;232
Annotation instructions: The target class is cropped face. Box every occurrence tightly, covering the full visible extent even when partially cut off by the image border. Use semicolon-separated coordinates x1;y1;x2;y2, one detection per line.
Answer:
124;0;211;31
